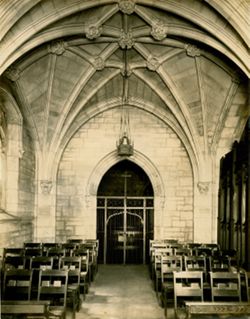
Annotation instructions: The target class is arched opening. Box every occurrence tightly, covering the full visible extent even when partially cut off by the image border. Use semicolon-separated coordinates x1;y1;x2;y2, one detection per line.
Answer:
97;160;154;264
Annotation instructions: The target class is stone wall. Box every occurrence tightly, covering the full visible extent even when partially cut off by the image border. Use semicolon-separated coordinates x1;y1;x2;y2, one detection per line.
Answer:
56;107;193;242
0;125;35;252
18;125;36;219
0;215;33;254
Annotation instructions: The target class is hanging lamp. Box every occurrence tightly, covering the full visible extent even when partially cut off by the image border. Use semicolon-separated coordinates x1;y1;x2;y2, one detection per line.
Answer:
117;47;133;156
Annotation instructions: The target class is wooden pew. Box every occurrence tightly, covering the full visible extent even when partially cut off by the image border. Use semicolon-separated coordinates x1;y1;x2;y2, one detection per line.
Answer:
1;300;50;318
173;271;204;319
37;269;68;319
185;301;250;318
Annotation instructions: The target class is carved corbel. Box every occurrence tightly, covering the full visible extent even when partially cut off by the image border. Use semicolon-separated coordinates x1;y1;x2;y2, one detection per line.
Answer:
40;180;53;195
197;181;210;194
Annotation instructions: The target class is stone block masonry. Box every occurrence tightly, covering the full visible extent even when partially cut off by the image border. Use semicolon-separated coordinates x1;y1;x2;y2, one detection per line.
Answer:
56;107;193;242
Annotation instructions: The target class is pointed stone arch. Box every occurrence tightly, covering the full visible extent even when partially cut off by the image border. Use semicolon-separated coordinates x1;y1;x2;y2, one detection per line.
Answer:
86;149;165;199
85;149;166;239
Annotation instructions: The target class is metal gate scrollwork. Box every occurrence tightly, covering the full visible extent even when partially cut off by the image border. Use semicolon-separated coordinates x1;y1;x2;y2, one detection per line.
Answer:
97;196;154;264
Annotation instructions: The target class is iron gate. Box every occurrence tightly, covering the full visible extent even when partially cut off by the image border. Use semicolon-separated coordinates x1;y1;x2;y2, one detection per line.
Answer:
97;196;154;264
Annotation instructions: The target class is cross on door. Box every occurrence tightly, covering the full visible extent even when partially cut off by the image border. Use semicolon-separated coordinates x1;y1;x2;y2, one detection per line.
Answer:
121;171;131;198
121;172;131;264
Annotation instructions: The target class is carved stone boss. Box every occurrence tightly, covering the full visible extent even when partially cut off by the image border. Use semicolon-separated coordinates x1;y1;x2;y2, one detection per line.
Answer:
119;0;135;15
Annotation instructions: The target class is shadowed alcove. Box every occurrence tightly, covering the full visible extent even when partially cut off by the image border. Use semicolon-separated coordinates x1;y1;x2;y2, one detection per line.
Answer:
97;160;154;264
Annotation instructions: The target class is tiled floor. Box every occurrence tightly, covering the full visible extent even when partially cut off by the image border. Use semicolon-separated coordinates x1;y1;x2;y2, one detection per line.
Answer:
67;265;250;319
75;264;166;319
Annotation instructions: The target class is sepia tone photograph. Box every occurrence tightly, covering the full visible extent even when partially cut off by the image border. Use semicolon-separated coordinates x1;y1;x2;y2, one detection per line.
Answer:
0;0;249;318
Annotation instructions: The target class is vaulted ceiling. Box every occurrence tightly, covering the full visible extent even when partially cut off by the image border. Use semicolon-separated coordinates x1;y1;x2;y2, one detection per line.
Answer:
0;0;249;169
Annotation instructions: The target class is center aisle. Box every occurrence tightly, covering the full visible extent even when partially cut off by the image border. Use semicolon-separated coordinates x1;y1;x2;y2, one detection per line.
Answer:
77;265;165;319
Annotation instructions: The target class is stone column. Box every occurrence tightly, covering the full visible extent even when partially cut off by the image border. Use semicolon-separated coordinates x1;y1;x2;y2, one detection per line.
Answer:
35;179;56;242
5;123;23;214
193;180;213;243
154;195;165;239
85;194;97;238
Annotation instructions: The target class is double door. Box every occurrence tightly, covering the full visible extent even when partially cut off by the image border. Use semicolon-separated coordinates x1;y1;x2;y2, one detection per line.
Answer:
97;197;154;264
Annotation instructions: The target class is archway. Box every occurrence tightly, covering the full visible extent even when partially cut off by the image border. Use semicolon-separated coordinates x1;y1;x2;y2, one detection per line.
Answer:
97;160;154;264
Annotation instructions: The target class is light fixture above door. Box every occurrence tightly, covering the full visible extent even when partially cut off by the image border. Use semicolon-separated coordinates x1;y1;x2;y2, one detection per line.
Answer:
117;46;134;157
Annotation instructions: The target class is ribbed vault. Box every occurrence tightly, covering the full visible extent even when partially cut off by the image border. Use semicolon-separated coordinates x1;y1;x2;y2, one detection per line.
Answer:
0;0;249;179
